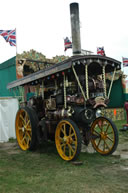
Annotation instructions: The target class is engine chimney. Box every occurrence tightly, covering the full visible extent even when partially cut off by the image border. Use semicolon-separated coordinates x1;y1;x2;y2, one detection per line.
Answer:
70;3;81;55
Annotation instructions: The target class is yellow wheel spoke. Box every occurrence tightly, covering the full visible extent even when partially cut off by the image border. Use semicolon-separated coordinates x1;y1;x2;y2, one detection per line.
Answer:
60;143;66;148
63;144;66;154
61;124;66;136
18;127;22;131
105;124;110;133
21;135;26;145
61;128;65;135
96;138;101;148
69;146;72;157
26;131;31;140
20;114;25;124
23;134;30;148
24;111;28;123
98;120;103;131
72;140;77;145
70;133;75;137
107;136;114;143
63;124;66;136
58;137;63;142
107;132;113;135
26;137;30;148
101;122;105;131
26;126;31;131
104;140;111;150
103;140;106;151
25;120;30;128
69;126;72;136
23;133;30;146
67;144;75;154
93;129;100;136
61;143;66;153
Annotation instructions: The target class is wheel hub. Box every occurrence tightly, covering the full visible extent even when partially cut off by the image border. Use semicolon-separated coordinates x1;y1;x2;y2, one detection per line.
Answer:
100;132;107;140
21;127;25;132
63;136;73;144
63;136;67;142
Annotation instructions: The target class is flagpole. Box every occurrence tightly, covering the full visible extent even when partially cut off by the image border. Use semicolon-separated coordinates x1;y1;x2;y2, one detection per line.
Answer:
122;57;124;74
63;37;66;56
15;28;18;80
15;28;17;56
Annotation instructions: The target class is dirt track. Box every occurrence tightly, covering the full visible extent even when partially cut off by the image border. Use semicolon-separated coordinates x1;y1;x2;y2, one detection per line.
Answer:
0;141;128;160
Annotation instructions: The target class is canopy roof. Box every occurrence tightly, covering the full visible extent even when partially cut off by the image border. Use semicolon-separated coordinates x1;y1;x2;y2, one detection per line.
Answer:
7;55;121;89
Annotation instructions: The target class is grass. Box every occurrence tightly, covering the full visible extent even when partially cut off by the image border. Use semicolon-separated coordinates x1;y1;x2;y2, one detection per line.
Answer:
115;119;128;143
0;119;128;193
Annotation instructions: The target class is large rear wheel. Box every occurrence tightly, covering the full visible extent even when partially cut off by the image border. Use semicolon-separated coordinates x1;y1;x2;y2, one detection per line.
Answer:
91;117;118;155
15;107;38;151
55;119;81;161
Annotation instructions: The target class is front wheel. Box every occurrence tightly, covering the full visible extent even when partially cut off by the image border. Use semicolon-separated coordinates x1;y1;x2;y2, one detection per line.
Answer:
90;117;118;155
55;119;82;161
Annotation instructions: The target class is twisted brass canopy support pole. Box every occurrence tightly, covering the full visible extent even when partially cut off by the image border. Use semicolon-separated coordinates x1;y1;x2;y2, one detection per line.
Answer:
85;64;89;99
72;64;87;102
102;65;106;98
42;80;44;99
107;68;116;98
63;73;67;109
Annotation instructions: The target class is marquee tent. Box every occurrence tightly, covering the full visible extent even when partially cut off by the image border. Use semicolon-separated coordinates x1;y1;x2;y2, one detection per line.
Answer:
0;98;18;142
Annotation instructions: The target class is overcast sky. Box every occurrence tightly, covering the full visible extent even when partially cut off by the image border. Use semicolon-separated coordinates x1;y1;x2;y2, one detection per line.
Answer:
0;0;128;73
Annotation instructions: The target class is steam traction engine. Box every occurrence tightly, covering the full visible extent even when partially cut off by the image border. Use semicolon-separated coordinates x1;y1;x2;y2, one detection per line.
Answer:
7;55;121;161
7;3;121;161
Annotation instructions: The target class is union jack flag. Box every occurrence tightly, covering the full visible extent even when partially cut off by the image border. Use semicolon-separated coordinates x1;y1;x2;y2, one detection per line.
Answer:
97;47;105;56
64;37;72;51
122;57;128;67
0;29;16;46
